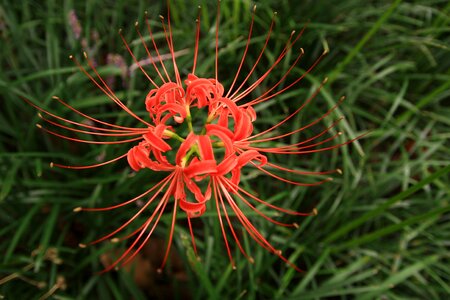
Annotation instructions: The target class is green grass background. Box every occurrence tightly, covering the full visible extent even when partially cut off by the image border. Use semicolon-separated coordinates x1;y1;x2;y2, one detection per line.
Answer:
1;0;449;299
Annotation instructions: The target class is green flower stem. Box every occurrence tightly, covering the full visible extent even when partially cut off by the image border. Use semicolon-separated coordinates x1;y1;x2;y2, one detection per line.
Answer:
163;130;185;142
181;144;199;167
186;106;194;133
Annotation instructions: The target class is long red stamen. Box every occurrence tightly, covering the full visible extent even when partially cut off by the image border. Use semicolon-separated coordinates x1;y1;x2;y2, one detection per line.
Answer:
111;170;181;270
159;16;181;86
36;124;143;145
269;133;368;155
214;0;221;94
51;96;148;132
224;177;314;216
228;12;277;100
249;132;343;154
242;48;305;107
145;12;172;82
216;178;253;263
225;5;256;98
70;55;152;127
219;178;296;227
122;188;171;269
22;96;144;134
245;79;331;142
220;184;271;252
186;214;198;255
165;1;182;86
102;185;172;272
232;26;309;103
240;22;310;106
120;25;158;88
134;21;165;85
264;162;340;176
243;48;327;106
38;113;146;137
270;117;345;150
213;178;235;269
192;6;201;75
249;160;333;187
158;196;178;272
51;153;128;170
77;173;174;212
219;182;302;271
85;172;175;245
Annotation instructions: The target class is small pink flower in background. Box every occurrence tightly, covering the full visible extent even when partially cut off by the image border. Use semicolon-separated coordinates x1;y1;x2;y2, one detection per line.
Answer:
106;54;128;88
68;10;82;40
27;3;361;273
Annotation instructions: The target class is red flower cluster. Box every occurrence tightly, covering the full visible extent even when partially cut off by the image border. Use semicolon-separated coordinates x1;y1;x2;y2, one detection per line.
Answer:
27;3;360;273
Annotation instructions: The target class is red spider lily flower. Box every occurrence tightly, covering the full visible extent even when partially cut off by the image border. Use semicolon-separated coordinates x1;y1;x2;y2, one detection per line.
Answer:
26;2;363;273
